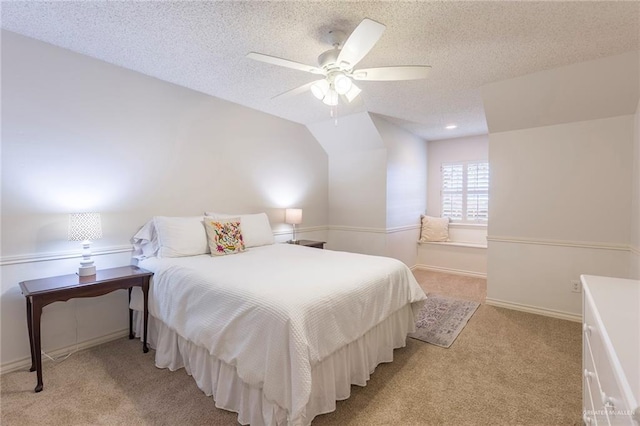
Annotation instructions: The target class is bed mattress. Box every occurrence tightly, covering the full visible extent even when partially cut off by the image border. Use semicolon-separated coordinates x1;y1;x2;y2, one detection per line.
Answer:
131;243;426;424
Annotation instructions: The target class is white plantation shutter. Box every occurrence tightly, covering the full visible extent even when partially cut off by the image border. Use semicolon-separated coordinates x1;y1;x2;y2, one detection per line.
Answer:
466;162;489;221
441;164;464;221
441;161;489;222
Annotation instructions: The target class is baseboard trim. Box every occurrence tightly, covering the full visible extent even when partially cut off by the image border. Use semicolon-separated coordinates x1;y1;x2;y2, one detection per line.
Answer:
418;241;487;249
485;297;582;323
0;328;129;375
414;264;487;279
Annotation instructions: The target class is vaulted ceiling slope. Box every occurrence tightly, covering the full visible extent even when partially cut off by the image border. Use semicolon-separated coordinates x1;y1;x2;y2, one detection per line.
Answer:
1;1;639;141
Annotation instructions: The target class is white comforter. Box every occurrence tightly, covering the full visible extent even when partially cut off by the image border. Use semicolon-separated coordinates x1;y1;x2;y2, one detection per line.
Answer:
137;244;426;424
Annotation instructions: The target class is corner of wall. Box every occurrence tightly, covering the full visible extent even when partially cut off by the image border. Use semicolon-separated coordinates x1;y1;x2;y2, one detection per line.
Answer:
483;52;639;317
630;97;640;278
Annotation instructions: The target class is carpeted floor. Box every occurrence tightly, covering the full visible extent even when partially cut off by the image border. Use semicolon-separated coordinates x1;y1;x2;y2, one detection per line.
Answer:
1;270;582;425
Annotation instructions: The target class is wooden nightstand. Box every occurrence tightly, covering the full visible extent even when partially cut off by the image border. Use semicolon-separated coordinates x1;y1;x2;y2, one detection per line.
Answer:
19;265;153;392
288;239;325;249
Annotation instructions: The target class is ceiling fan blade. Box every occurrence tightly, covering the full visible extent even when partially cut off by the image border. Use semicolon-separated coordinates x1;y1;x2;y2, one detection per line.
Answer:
336;18;386;69
352;66;431;81
271;80;319;100
247;52;324;75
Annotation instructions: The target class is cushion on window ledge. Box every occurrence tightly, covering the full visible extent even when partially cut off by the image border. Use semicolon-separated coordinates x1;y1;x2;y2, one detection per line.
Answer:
203;217;246;256
419;215;450;242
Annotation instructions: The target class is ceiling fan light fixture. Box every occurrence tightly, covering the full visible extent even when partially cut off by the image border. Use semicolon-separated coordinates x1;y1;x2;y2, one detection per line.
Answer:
344;83;362;103
333;74;353;95
310;79;329;100
322;88;339;106
247;18;431;115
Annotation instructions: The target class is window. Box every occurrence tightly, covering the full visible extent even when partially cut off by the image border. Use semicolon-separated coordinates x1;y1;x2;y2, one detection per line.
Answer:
441;161;489;222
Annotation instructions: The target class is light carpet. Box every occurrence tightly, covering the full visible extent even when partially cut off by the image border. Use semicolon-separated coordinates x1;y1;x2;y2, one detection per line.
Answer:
1;271;581;425
408;293;480;348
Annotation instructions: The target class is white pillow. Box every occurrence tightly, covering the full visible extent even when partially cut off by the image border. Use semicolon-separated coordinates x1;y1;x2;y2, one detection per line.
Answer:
153;216;209;258
419;215;450;242
131;220;159;259
204;212;274;248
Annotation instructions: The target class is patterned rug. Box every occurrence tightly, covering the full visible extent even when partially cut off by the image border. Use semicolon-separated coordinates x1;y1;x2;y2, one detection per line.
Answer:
409;293;480;348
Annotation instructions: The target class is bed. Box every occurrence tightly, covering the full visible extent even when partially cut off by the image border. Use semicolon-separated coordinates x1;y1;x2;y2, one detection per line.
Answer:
129;214;426;425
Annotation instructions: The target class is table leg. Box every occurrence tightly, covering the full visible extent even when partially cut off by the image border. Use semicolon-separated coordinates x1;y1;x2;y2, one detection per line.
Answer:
26;297;36;372
142;280;149;353
31;300;44;392
128;288;134;339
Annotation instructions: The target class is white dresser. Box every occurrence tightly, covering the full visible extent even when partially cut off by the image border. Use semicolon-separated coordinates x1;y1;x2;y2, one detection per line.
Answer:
582;275;640;425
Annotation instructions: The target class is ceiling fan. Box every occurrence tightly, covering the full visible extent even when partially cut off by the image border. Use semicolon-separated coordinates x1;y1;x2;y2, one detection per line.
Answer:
247;18;431;106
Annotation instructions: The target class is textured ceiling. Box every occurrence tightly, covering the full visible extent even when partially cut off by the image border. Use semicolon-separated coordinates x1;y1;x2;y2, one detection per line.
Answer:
1;1;639;141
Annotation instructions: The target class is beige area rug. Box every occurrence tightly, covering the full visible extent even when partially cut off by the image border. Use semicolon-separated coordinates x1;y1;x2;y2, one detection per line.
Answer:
409;293;480;348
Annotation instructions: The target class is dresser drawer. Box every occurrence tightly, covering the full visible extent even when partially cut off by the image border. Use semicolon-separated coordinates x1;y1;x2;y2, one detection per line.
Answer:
584;370;600;425
584;302;634;425
584;335;605;425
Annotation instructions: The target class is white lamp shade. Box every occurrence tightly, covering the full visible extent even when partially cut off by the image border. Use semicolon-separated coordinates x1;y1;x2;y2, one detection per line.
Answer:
310;79;329;100
333;74;352;95
68;212;103;241
285;208;302;225
322;89;339;106
345;83;362;103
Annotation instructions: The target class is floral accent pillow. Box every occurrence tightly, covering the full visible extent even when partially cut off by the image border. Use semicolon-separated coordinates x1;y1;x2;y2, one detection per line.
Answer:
203;218;245;256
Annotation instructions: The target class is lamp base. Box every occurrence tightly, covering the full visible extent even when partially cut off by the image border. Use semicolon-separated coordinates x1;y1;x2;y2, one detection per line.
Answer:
78;265;96;277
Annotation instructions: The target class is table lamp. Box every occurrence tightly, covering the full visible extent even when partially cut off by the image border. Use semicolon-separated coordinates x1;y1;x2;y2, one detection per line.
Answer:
285;208;302;243
68;212;102;276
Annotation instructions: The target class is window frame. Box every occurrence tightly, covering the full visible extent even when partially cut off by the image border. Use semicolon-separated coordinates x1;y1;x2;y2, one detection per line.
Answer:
440;160;489;224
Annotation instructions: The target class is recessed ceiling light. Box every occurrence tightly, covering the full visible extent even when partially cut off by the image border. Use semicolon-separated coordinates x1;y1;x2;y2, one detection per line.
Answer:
445;124;457;130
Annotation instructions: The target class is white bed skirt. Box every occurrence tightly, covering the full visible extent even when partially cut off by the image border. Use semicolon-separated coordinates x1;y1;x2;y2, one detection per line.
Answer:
133;304;416;425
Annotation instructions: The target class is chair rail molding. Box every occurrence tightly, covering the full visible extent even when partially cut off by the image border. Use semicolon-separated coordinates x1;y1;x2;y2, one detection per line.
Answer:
487;235;631;252
0;245;134;266
329;224;420;234
272;225;328;236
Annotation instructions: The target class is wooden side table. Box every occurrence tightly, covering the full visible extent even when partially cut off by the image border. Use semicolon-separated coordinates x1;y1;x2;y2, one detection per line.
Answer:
288;239;325;249
19;265;153;392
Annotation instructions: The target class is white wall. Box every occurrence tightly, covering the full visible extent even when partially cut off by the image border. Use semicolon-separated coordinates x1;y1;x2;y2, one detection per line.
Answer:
1;31;329;368
426;135;489;218
482;51;639;320
308;112;428;267
482;51;639;133
416;135;488;277
632;99;640;279
372;115;428;268
487;116;635;318
489;116;633;244
307;112;386;229
307;112;388;258
370;114;427;230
